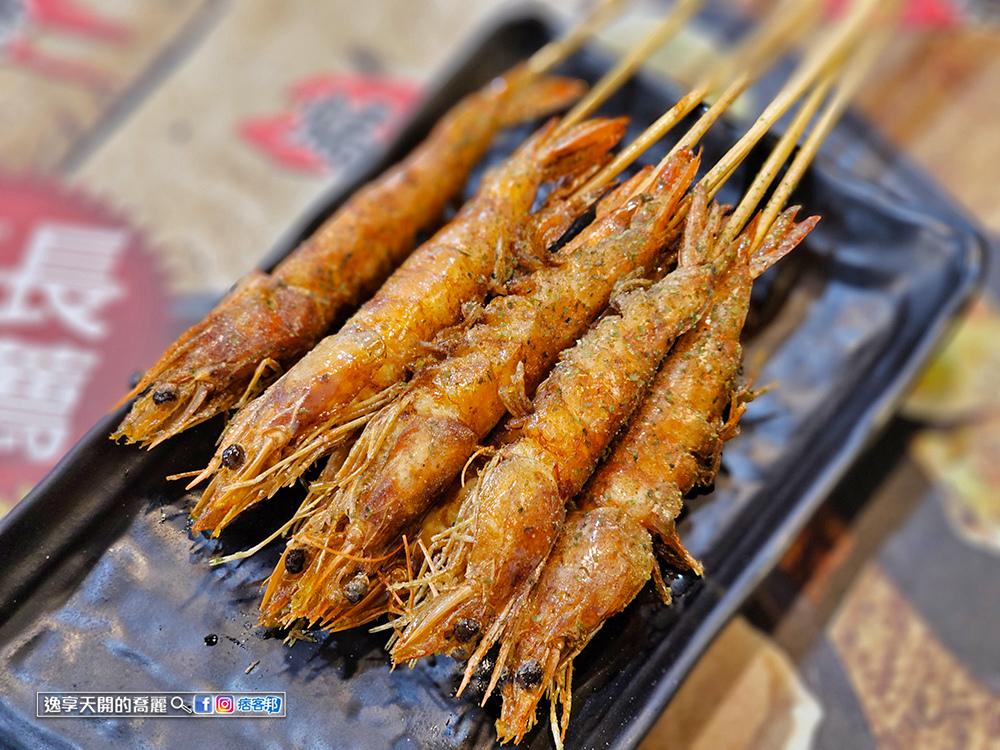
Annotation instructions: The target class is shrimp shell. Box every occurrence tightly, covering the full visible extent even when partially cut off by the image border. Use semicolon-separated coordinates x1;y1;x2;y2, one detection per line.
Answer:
492;205;820;744
112;69;585;448
190;116;629;536
256;153;698;631
391;188;730;668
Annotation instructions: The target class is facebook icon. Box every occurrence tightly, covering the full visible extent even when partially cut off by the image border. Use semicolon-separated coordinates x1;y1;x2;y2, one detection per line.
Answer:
193;695;215;714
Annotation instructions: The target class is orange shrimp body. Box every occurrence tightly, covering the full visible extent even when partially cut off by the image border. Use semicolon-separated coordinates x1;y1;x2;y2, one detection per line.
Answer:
492;206;819;745
112;69;585;448
391;197;728;667
257;154;699;630
189;116;628;536
495;506;652;744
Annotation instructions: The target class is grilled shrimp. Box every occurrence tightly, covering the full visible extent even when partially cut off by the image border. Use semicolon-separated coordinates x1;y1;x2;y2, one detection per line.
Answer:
256;153;699;630
262;475;469;634
491;205;819;745
189;116;628;536
390;187;733;669
112;68;585;448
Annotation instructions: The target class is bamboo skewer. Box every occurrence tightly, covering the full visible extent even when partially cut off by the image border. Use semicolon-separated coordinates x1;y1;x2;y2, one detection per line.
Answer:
554;0;705;136
719;72;836;246
699;0;883;193
580;0;823;194
627;1;868;234
527;0;633;75
753;31;891;248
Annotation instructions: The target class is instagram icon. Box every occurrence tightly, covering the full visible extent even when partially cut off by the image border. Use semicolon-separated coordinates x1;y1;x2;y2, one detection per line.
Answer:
215;695;235;714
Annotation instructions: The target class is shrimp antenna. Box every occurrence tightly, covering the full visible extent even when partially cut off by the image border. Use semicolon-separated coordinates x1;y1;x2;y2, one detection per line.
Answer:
553;0;705;137
526;0;633;76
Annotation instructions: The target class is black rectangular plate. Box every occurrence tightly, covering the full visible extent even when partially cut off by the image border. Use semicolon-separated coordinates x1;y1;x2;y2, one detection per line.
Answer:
0;9;985;750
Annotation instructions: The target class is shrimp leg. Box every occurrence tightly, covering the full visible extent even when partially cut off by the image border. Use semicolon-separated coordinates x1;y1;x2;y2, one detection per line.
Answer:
190;116;628;536
112;68;585;448
492;206;819;745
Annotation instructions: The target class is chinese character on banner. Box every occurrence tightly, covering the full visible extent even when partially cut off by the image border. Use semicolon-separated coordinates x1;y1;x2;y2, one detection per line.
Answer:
0;179;170;514
114;696;131;713
133;696;148;713
150;696;167;714
0;338;98;461
43;695;61;713
60;695;78;713
96;696;112;713
79;696;96;714
0;224;126;338
236;696;252;712
0;0;130;91
238;72;419;176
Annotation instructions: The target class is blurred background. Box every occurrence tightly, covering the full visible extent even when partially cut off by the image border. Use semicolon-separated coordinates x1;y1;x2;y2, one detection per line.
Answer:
0;0;997;747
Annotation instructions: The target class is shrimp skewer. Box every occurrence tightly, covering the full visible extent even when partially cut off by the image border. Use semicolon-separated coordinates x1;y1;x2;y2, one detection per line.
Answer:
485;34;892;732
111;0;638;448
490;206;818;744
189;116;629;535
257;152;699;629
112;69;586;448
390;185;734;668
254;7;816;624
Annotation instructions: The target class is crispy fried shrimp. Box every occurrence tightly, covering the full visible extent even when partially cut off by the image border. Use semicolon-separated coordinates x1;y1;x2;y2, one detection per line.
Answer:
491;205;819;745
255;153;698;631
390;186;732;670
112;68;585;448
189;116;629;536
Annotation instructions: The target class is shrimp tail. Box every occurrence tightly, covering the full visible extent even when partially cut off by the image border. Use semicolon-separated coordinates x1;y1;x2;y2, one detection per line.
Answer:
750;206;820;279
539;117;629;183
496;70;588;127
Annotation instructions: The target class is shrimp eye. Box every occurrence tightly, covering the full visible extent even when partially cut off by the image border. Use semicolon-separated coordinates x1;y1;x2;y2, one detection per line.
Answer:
452;618;481;643
515;660;543;689
152;389;177;405
284;548;306;574
221;444;246;470
343;573;369;604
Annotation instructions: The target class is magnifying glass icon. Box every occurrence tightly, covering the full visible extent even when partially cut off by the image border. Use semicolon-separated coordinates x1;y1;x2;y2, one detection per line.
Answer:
171;696;193;714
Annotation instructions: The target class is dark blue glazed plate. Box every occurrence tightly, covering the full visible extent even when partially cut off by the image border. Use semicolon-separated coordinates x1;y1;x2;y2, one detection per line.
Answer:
0;9;985;750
